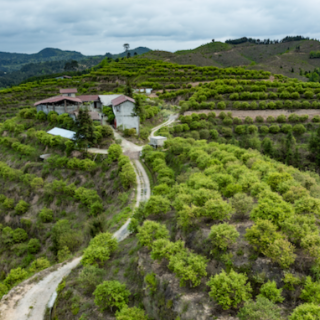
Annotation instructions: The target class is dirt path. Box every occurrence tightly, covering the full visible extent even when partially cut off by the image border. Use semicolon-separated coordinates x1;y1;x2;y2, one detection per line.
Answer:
0;116;176;320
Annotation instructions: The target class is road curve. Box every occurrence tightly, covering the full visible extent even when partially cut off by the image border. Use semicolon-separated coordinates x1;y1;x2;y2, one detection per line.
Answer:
0;115;176;320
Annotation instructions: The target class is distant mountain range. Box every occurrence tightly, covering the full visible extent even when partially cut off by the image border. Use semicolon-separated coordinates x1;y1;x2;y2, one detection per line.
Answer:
0;47;151;88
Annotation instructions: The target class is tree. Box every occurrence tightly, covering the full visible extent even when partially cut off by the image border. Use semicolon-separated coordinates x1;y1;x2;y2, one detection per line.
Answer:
258;281;284;303
123;43;130;52
300;276;320;304
77;265;106;294
28;238;41;253
238;296;282;320
207;269;252;310
124;79;133;98
208;223;239;251
126;52;131;58
231;193;253;219
168;250;208;287
144;195;171;217
289;303;320;320
245;219;282;252
309;126;320;166
205;199;233;220
285;131;295;165
14;200;29;215
93;280;130;311
116;306;148;320
137;220;170;249
151;239;185;261
74;108;96;151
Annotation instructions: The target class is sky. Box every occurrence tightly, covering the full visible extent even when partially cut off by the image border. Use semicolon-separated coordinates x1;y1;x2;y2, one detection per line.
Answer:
1;0;320;55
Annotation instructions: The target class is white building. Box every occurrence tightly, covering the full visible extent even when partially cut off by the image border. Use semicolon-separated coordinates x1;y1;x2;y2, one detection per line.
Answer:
149;136;167;147
99;95;139;134
34;90;140;133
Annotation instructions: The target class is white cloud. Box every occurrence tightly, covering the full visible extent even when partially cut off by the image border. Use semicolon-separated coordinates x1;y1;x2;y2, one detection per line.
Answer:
1;0;320;55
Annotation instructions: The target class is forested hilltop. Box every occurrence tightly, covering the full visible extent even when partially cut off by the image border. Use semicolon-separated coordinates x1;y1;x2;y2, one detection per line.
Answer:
1;55;320;319
0;47;150;88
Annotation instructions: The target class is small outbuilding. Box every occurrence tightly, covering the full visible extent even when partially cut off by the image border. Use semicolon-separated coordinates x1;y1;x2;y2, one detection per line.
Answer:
47;127;76;140
149;136;167;148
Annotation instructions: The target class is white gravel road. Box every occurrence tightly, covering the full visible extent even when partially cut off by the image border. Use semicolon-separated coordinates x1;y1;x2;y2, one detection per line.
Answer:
0;115;176;320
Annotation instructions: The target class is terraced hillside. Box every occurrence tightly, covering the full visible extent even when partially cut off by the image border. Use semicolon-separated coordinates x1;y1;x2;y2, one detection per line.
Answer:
144;39;320;81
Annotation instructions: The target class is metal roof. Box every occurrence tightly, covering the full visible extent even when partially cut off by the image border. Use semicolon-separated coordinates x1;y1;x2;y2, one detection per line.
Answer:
34;96;82;106
111;95;135;106
99;94;121;106
47;127;76;140
60;88;78;94
78;95;99;102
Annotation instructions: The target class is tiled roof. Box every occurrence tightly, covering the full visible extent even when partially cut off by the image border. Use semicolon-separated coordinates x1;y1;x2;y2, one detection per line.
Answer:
34;96;82;106
111;95;135;106
60;88;78;94
77;95;99;102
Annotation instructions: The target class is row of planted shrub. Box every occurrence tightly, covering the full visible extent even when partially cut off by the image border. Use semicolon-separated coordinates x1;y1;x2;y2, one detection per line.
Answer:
0;137;36;155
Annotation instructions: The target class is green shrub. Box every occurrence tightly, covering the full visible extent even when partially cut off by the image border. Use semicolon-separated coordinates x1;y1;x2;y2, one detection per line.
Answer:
0;283;8;299
223;117;233;126
267;116;275;123
4;267;28;287
3;198;14;209
233;117;242;124
144;195;170;217
151;239;185;261
210;129;219;139
108;144;123;161
269;125;280;134
77;265;106;294
248;125;258;134
235;125;247;135
260;126;269;134
231;193;254;219
39;207;53;222
300;276;320;304
14;200;30;215
288;113;300;123
168;250;208;287
276;115;286;123
255;116;264;123
299;114;309;122
115;306;148;320
244;116;253;124
221;127;232;137
207;269;252;310
12;228;28;243
205;199;233;220
258;281;284;303
312;115;320;123
28;238;41;253
238;296;282;320
93;280;130;311
208;223;239;250
29;257;50;273
289;303;320;320
292;124;306;135
137;220;170;248
281;124;292;133
217;102;226;109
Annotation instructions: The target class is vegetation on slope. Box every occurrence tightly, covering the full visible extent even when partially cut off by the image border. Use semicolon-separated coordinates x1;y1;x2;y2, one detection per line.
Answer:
52;137;320;319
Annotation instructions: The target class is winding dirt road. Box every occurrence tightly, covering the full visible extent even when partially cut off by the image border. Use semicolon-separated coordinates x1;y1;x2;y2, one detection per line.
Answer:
0;115;176;320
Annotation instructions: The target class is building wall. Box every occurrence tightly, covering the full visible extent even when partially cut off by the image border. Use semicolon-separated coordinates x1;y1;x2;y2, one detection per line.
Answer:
113;101;140;134
37;104;78;115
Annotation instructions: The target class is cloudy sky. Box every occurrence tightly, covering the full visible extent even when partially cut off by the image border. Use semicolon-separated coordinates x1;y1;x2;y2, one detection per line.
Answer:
1;0;320;55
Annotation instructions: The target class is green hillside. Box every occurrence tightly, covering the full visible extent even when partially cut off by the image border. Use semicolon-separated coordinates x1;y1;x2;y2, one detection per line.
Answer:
1;56;320;319
143;39;320;81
